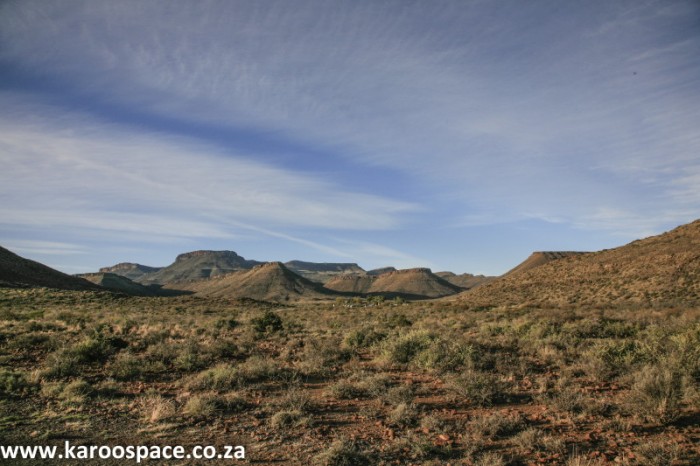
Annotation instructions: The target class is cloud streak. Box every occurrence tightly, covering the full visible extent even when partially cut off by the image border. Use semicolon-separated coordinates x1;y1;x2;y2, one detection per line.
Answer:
0;94;416;244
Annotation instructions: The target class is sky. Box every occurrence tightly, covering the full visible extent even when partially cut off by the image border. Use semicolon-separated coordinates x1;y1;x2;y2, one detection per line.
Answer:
1;0;699;276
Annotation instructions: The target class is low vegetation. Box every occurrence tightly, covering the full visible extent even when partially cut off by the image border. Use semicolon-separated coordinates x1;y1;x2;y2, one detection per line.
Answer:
0;287;699;464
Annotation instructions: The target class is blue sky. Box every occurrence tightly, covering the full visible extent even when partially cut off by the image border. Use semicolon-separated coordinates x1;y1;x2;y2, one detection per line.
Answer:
1;0;699;275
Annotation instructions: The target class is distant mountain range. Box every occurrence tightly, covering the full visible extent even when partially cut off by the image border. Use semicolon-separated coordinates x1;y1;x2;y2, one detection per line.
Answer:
3;218;699;306
93;250;495;300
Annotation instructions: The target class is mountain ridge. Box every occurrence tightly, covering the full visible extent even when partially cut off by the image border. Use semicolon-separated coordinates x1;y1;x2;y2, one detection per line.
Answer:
454;220;700;308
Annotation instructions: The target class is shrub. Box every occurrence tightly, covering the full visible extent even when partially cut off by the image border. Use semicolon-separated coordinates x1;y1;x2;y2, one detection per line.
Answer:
109;352;144;381
447;371;504;407
183;394;219;419
627;364;684;424
633;439;681;466
42;351;80;379
138;394;176;423
380;331;435;365
469;412;524;440
0;369;33;397
251;311;283;334
387;402;419;427
279;386;313;413
188;363;238;391
474;452;506;466
328;379;369;400
382;384;415;406
269;410;310;429
548;387;586;415
59;379;95;405
236;356;286;385
343;328;386;350
414;339;474;372
174;342;210;372
313;438;369;466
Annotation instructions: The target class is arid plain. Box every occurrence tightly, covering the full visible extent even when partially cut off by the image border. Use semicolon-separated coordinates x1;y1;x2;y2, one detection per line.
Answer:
1;220;699;465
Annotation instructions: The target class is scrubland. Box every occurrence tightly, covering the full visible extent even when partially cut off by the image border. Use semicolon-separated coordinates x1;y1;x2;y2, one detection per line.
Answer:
1;288;699;465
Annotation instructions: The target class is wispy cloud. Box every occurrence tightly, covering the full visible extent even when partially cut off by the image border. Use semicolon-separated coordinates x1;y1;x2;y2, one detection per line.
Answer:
2;240;87;256
0;94;416;245
2;0;697;239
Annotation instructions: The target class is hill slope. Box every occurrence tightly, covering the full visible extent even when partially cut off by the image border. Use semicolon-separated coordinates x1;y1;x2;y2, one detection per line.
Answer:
174;262;334;302
503;251;586;277
0;246;101;291
456;220;700;308
141;250;262;284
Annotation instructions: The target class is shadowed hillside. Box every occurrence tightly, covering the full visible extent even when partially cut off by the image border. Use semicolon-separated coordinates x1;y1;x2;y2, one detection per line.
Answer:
435;271;495;290
284;261;364;284
0;246;101;291
455;219;700;308
78;272;168;296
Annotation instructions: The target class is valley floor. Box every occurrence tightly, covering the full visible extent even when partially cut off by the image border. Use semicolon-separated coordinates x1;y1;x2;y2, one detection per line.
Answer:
0;288;699;465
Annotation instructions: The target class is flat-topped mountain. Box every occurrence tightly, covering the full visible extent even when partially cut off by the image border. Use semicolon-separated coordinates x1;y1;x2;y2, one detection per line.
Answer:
435;271;495;290
173;262;332;302
325;267;462;299
139;250;263;284
456;219;700;308
503;251;586;277
0;246;101;291
99;262;163;281
369;268;463;298
283;261;364;284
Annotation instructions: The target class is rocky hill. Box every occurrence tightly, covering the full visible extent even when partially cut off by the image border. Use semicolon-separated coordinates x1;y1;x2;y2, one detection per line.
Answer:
139;250;263;284
325;268;462;299
369;268;463;298
455;220;700;308
173;262;334;302
98;262;162;282
0;246;101;291
283;261;364;284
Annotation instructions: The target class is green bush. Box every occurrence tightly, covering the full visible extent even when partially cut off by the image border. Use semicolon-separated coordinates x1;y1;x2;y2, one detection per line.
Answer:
251;311;283;333
343;328;386;350
627;364;684;424
0;369;33;397
447;370;504;407
381;331;435;365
